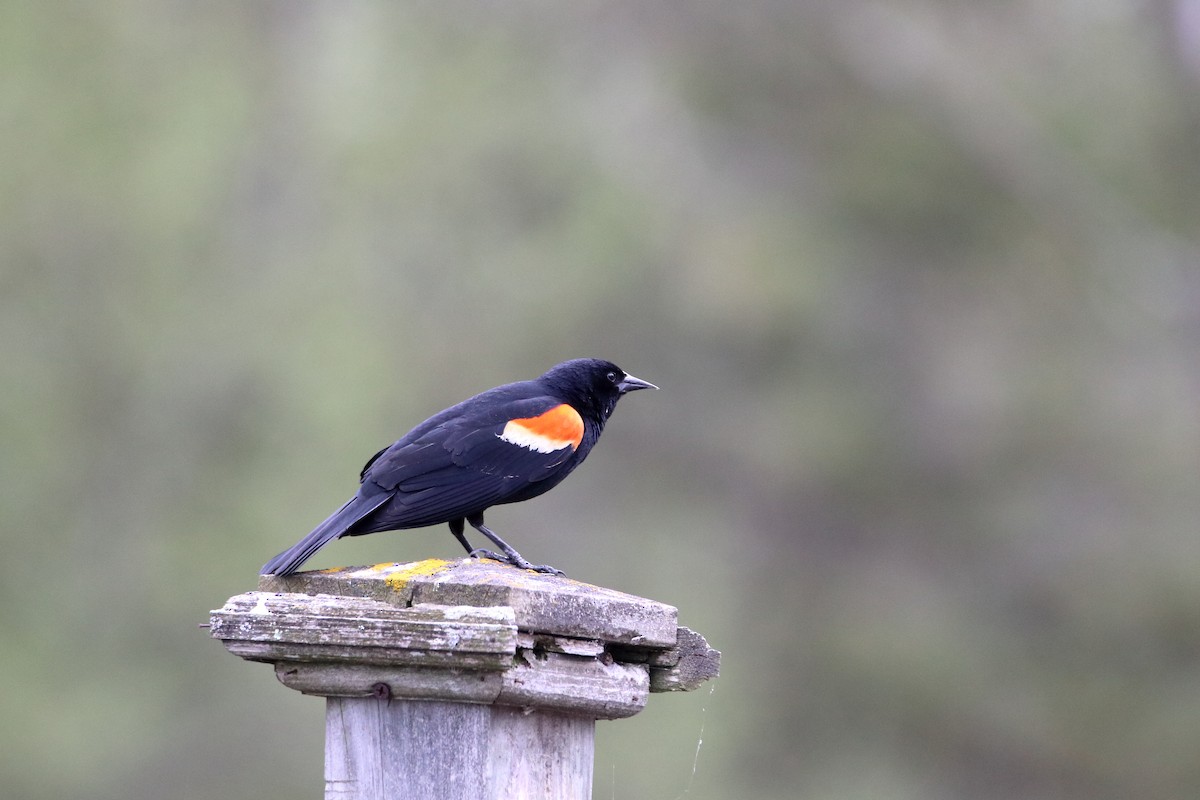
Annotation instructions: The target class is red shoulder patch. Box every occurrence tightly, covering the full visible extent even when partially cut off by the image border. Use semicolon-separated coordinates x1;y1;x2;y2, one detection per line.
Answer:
498;404;584;453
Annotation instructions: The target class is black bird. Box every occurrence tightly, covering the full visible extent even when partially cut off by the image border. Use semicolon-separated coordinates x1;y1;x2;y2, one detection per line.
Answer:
261;358;656;576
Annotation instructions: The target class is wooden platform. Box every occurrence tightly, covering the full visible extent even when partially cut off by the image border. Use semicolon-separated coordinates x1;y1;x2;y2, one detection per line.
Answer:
209;558;719;800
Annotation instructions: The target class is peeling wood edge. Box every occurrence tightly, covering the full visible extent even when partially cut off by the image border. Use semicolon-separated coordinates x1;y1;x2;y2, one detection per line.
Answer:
648;627;721;693
209;591;719;708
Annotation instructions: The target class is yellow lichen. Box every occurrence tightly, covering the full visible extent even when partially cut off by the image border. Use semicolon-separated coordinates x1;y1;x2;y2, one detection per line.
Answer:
376;558;453;593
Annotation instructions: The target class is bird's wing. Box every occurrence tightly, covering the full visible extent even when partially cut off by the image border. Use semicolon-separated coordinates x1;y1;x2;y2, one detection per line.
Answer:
353;397;584;528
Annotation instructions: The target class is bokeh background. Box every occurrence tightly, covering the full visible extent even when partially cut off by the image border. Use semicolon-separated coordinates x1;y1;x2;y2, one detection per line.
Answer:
5;2;1200;798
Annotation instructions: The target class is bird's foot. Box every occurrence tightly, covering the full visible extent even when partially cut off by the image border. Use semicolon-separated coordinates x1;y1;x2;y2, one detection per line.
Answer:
524;561;566;576
469;548;564;576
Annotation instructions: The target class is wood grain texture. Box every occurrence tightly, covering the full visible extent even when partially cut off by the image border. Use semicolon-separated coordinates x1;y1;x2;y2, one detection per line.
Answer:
211;594;517;670
497;650;649;719
325;697;593;800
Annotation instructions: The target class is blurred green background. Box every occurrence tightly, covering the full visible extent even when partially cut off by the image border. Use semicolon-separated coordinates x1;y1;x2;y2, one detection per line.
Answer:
4;2;1200;798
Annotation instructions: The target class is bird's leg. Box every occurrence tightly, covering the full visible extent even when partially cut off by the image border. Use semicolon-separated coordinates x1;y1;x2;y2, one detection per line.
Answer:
466;513;564;575
448;518;472;554
448;517;506;562
449;516;509;562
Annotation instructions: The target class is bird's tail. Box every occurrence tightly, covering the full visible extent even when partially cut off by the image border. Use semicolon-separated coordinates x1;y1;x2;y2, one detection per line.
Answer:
260;494;389;576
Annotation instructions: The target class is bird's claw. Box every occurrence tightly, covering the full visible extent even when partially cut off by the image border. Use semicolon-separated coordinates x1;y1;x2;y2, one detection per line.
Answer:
469;549;564;576
514;559;565;576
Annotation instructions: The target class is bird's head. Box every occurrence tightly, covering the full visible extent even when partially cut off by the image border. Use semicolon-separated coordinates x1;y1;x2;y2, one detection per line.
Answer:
539;358;657;421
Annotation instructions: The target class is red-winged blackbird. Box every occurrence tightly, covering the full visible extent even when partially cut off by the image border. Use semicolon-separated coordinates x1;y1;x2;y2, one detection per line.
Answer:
261;359;656;576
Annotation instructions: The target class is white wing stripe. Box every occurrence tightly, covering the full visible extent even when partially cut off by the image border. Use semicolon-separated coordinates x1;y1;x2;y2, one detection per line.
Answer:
497;421;573;454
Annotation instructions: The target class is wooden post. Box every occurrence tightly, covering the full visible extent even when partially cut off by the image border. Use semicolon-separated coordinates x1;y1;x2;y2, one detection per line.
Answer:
210;558;720;800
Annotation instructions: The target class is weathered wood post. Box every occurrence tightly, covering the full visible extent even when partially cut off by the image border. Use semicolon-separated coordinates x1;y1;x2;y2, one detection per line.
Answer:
209;558;719;800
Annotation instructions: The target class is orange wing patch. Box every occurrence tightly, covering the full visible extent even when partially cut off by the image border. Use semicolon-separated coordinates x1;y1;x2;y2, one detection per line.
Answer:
498;404;584;453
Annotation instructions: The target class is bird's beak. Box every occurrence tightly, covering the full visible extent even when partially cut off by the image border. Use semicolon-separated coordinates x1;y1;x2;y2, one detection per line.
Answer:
618;373;658;393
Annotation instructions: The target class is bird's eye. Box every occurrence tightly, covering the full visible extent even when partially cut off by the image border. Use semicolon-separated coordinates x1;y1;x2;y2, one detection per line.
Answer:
606;371;618;383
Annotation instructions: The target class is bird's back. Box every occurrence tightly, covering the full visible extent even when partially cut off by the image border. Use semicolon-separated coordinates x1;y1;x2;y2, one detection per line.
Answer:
344;378;590;534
